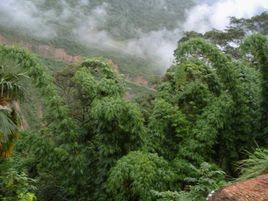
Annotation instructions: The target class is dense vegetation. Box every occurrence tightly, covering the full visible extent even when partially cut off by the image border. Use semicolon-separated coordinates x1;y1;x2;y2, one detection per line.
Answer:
0;12;268;201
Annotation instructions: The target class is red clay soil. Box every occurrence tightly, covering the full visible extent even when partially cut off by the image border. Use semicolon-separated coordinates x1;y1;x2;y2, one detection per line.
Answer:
208;174;268;201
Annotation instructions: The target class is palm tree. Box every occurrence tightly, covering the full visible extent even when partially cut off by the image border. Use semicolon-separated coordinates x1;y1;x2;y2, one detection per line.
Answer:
0;108;17;157
0;61;28;157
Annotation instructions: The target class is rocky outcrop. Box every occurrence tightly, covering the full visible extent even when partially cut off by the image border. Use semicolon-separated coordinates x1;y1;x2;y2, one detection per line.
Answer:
208;174;268;201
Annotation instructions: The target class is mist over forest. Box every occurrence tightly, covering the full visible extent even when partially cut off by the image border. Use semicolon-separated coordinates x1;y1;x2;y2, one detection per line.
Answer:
0;0;266;67
0;1;268;201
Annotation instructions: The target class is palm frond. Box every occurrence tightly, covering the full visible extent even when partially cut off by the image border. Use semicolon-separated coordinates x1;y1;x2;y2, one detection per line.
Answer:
0;108;17;143
0;108;18;157
0;60;29;101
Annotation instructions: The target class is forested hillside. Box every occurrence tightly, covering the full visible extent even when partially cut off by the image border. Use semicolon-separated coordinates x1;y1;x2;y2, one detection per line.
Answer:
0;1;268;201
0;0;195;85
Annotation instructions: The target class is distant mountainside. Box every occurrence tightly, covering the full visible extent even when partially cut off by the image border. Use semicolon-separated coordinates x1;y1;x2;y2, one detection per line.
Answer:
0;0;195;83
0;0;194;39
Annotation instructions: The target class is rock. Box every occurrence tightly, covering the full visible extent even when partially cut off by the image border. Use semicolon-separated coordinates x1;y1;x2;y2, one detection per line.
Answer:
208;174;268;201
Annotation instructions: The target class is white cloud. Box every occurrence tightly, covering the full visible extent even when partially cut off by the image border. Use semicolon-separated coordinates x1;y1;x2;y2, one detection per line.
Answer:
124;29;181;67
73;2;181;68
183;0;268;33
0;0;182;68
0;0;57;38
0;0;267;69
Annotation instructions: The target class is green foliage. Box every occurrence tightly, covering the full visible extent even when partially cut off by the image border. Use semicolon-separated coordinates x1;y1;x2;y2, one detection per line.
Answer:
0;45;77;141
0;158;36;201
0;45;83;200
152;163;226;201
157;36;263;173
0;56;29;157
0;63;28;101
179;93;234;163
0;109;18;157
0;109;16;138
0;55;147;200
230;12;268;35
148;99;189;160
182;162;226;200
241;34;268;143
179;12;268;58
107;151;176;201
0;13;268;201
72;59;146;200
152;190;190;201
238;148;268;180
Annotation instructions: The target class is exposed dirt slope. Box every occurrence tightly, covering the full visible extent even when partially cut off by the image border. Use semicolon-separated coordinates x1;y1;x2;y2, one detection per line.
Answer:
0;34;151;88
0;34;81;63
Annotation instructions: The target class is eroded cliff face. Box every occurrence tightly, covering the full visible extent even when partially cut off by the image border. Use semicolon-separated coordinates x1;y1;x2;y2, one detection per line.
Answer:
0;34;81;63
0;34;152;92
208;174;268;201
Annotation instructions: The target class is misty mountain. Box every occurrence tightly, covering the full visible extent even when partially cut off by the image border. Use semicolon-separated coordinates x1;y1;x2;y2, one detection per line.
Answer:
0;0;194;39
0;0;198;81
0;0;267;80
